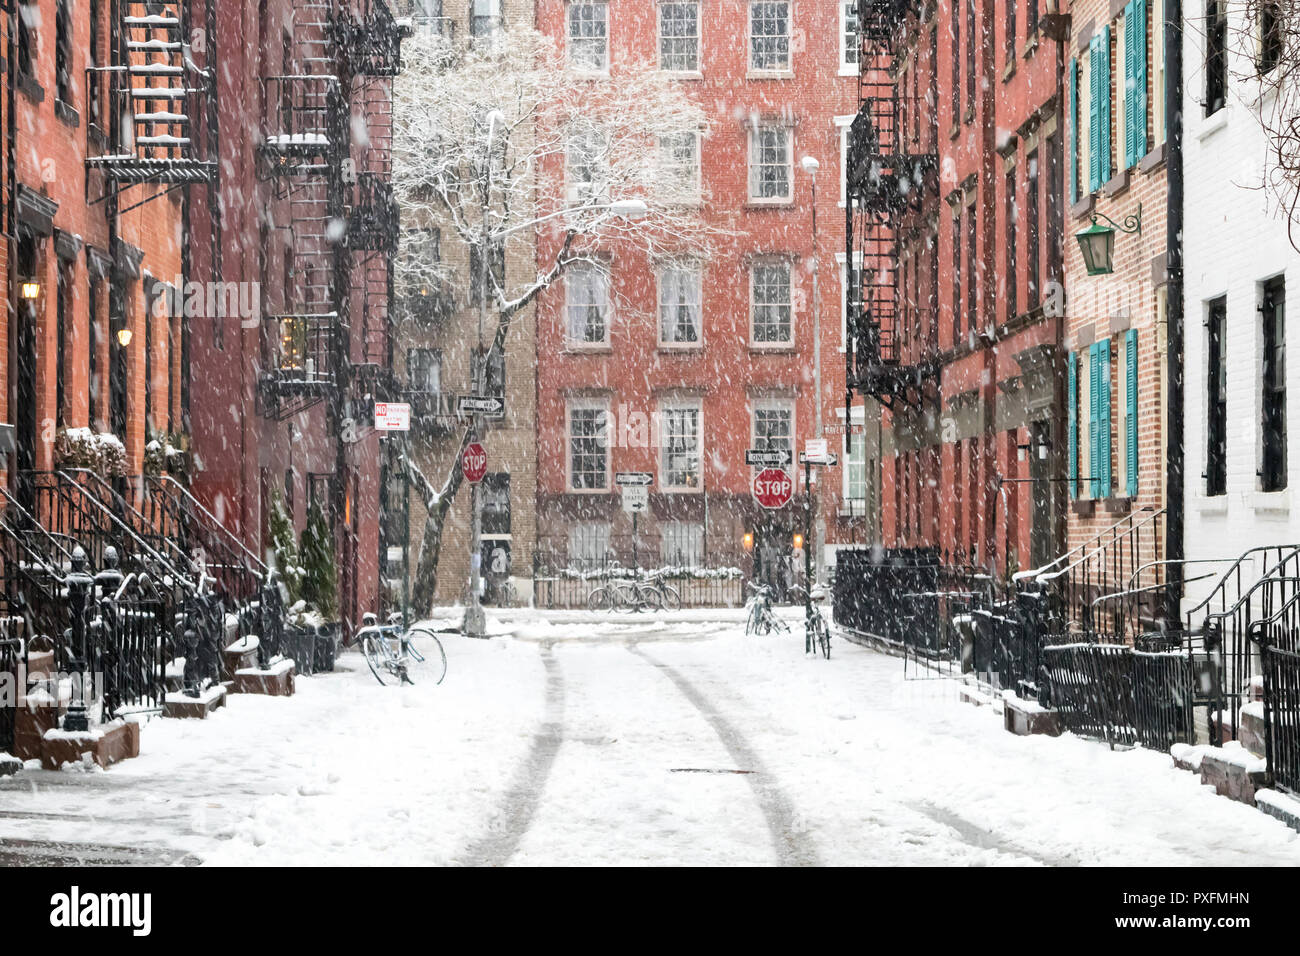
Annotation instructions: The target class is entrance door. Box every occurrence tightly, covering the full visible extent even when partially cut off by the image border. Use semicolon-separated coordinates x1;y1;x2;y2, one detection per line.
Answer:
754;521;793;603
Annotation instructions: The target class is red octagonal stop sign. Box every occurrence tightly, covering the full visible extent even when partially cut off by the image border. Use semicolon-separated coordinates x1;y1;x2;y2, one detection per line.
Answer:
752;467;794;509
461;442;487;484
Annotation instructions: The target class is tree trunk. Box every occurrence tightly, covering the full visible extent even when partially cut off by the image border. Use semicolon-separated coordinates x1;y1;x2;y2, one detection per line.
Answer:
408;427;473;616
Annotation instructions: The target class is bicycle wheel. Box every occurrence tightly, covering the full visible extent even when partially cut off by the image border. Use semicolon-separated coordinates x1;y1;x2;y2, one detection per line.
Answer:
403;627;448;685
640;586;665;612
745;603;760;635
587;586;614;612
362;634;395;686
816;615;831;659
658;584;682;611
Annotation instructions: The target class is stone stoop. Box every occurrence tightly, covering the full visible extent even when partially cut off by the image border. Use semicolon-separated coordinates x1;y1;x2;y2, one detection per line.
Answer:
1198;745;1269;806
222;639;261;681
1256;789;1300;834
40;721;141;770
1238;703;1267;758
13;703;62;762
1003;695;1062;736
162;684;227;719
0;753;21;776
232;657;296;697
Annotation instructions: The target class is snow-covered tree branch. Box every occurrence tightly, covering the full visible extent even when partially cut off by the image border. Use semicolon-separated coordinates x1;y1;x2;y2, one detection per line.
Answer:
392;27;725;613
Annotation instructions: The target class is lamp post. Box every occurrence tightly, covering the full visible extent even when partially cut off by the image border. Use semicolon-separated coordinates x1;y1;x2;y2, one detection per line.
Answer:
802;154;824;586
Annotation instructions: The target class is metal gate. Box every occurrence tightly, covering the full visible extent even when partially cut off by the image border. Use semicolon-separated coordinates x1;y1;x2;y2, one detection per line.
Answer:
0;624;19;754
1262;645;1300;795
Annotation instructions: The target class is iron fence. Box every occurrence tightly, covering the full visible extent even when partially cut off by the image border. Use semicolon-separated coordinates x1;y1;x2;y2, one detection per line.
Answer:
1261;645;1300;795
0;619;20;755
533;566;746;609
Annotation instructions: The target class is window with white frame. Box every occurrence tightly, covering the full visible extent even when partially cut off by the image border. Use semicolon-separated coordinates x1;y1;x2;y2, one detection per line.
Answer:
661;521;704;567
752;400;794;458
471;0;501;37
751;259;793;346
658;262;702;345
565;262;610;346
568;400;609;490
566;125;608;204
568;522;610;569
840;2;859;73
659;130;701;202
749;1;791;72
843;431;866;505
660;400;702;489
837;251;862;349
659;1;700;73
568;1;609;72
835;115;853;205
748;124;792;202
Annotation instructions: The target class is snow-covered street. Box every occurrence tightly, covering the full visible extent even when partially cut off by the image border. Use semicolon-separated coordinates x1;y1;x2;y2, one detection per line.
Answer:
3;611;1299;867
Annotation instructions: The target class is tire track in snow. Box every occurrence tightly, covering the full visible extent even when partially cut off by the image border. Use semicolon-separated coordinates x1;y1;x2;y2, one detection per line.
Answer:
628;644;821;867
456;642;566;866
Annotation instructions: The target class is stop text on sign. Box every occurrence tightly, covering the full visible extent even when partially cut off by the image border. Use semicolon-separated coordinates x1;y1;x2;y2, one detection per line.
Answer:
462;442;487;483
752;468;794;509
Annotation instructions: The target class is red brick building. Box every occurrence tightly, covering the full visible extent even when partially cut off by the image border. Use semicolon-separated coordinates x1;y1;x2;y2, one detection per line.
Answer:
533;0;866;588
847;0;1070;578
7;0;186;483
186;0;405;632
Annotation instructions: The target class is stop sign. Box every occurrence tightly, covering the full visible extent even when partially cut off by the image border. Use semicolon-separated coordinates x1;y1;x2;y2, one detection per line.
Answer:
461;442;487;483
752;468;794;509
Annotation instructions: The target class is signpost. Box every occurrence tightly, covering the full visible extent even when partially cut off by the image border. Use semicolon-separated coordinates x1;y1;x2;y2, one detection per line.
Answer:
798;449;837;655
374;402;411;431
752;468;794;510
456;395;506;420
616;473;653;569
461;442;487;484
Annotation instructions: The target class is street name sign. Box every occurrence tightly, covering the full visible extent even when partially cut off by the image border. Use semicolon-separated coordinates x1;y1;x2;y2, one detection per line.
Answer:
745;448;793;467
752;468;794;509
456;395;506;419
799;452;839;467
615;472;654;487
374;402;411;431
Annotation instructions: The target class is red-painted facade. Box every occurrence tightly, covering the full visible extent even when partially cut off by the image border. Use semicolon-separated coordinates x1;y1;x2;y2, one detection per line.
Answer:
852;1;1069;577
533;0;864;584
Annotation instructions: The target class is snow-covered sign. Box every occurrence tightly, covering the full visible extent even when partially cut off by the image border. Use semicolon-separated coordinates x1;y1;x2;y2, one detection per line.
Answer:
621;486;649;513
752;469;794;510
374;402;411;431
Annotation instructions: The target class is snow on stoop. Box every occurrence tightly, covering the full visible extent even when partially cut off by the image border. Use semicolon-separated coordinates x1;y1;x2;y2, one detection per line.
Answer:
957;683;1003;714
162;683;227;720
1197;742;1270;806
232;657;296;697
1002;690;1062;737
222;635;261;680
40;720;140;771
1239;701;1268;758
0;752;20;777
1255;789;1300;834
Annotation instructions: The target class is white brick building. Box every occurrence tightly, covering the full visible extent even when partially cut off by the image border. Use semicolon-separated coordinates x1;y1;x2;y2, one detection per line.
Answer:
1182;1;1300;605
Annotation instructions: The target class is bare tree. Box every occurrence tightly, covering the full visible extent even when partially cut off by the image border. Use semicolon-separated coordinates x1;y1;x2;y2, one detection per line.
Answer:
393;28;721;614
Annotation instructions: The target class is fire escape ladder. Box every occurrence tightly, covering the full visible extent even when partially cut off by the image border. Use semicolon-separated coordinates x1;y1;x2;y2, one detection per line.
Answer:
845;0;937;410
86;0;218;198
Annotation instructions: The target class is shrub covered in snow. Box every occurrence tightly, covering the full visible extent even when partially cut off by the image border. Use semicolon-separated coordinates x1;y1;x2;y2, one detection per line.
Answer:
55;427;128;477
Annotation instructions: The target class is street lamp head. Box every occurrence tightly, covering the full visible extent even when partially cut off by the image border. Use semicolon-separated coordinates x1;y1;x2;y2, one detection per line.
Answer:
801;155;820;175
484;109;506;132
608;198;649;220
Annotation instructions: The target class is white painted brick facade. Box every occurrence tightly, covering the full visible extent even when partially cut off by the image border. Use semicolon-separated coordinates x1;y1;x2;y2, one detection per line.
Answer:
1182;2;1300;607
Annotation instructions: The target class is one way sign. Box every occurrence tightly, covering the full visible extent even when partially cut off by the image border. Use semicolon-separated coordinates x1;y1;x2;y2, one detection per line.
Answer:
615;472;653;487
456;395;506;419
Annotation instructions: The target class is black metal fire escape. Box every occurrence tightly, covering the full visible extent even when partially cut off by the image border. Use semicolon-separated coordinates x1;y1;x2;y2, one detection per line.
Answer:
845;0;938;412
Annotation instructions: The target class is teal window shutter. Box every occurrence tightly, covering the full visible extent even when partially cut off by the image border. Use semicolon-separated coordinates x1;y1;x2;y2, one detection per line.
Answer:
1124;2;1136;169
1101;25;1113;184
1089;342;1101;497
1126;329;1139;496
1069;59;1079;205
1068;351;1079;499
1099;337;1113;497
1134;0;1148;163
1088;37;1102;192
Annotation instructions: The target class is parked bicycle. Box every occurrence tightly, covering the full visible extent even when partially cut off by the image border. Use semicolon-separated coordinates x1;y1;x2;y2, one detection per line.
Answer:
745;582;789;636
355;611;447;686
586;572;677;612
805;591;831;659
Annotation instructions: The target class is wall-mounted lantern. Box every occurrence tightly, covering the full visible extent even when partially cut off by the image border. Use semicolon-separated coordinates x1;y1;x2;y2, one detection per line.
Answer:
116;327;133;347
20;280;41;299
1075;204;1142;276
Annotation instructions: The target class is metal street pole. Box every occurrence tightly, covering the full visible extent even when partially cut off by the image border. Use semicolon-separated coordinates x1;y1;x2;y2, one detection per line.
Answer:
465;112;503;640
804;458;813;654
803;157;825;588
